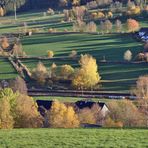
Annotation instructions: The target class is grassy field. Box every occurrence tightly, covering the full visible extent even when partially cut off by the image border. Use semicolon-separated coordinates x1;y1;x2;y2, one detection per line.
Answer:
21;33;143;60
21;58;148;92
0;128;147;148
34;96;113;103
0;57;17;80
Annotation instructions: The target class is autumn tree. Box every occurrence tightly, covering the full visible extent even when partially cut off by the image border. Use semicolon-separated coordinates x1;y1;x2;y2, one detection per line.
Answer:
0;7;4;16
73;19;86;32
9;76;27;95
49;62;57;78
14;94;43;128
115;19;122;32
1;36;9;49
12;43;26;57
69;50;77;58
78;108;96;124
108;100;144;127
47;100;79;128
126;19;140;32
47;50;54;58
32;62;48;85
104;20;113;33
60;64;74;79
72;54;101;90
124;50;132;61
78;103;103;125
0;97;14;129
86;21;97;32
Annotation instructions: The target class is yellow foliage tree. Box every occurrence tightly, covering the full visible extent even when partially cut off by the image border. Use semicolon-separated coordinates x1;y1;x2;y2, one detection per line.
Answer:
72;54;101;90
0;97;14;129
47;100;79;128
47;50;54;58
60;64;74;79
14;94;43;128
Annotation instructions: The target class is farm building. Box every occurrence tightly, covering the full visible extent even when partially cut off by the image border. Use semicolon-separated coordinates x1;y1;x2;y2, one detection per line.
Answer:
136;28;148;42
36;100;109;117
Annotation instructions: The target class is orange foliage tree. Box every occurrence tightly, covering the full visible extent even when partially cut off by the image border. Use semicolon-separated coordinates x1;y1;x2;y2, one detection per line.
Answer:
126;19;140;32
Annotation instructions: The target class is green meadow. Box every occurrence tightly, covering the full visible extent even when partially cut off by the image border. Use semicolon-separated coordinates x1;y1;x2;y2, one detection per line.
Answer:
0;57;17;80
0;128;147;148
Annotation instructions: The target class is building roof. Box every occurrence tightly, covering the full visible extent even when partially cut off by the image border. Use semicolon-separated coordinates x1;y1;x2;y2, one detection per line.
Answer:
36;100;107;111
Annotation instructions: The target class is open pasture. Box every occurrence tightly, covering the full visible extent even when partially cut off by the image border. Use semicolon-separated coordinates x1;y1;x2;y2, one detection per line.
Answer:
0;128;147;148
0;57;17;80
21;33;143;61
21;58;148;92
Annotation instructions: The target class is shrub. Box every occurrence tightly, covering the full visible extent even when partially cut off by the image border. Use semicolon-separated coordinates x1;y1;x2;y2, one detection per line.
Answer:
60;64;74;79
1;37;9;49
78;108;96;124
104;117;123;128
108;100;144;127
47;8;54;15
69;50;77;58
47;100;79;128
124;50;132;61
97;12;105;19
9;76;27;95
47;50;54;58
73;19;86;32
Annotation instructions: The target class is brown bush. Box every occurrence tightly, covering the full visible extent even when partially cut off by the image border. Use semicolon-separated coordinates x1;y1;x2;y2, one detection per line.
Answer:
1;37;9;49
108;100;144;127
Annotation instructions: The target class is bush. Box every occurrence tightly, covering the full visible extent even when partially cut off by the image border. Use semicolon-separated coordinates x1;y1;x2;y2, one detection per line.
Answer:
69;50;77;58
78;108;96;124
108;100;144;127
104;117;123;128
1;37;9;49
9;76;27;95
60;64;74;79
124;50;132;61
46;100;79;128
47;50;54;58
